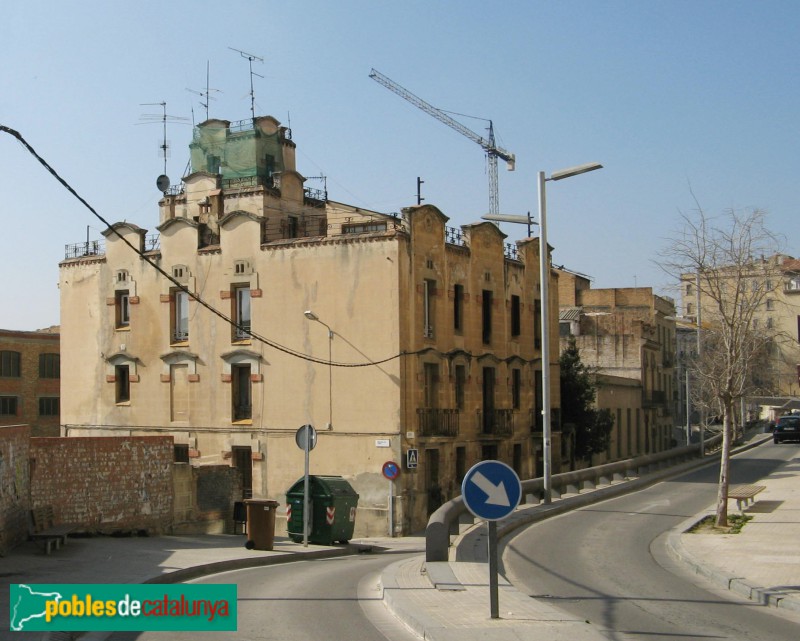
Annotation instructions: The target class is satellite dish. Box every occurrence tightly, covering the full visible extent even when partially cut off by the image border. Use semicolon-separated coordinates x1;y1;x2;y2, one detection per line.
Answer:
156;175;171;193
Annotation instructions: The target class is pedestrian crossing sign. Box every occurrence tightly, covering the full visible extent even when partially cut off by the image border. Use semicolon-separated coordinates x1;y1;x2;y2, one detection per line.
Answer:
406;448;418;469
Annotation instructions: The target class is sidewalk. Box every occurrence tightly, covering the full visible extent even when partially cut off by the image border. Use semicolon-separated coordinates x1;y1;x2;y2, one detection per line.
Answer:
3;433;798;641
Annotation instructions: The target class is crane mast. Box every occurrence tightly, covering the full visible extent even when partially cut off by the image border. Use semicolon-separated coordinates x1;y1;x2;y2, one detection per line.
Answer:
369;68;515;216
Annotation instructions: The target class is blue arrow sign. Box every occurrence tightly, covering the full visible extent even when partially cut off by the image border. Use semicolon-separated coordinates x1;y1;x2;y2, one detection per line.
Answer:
461;460;522;521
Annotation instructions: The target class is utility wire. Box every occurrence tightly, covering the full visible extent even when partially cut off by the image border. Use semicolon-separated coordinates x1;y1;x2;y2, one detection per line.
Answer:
1;124;402;367
1;125;545;370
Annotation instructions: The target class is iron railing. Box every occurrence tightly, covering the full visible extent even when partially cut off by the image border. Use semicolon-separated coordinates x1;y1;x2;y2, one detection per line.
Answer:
417;408;460;437
477;409;514;437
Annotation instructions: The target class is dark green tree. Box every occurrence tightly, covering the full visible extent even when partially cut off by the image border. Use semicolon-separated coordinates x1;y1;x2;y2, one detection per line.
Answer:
559;337;614;460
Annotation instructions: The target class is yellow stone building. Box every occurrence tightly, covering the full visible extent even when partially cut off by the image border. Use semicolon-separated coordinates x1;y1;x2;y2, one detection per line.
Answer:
680;254;800;397
59;116;560;535
558;269;677;464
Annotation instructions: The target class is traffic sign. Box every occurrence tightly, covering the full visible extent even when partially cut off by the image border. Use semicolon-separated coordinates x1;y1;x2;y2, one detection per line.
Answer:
295;424;317;451
461;460;521;521
406;448;418;469
382;461;400;481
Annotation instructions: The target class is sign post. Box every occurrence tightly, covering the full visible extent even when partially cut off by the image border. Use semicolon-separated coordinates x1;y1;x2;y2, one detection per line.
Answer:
295;425;317;547
461;460;522;619
382;461;400;538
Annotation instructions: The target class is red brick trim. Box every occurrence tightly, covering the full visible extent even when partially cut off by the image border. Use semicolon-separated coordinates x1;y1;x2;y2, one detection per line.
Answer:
188;374;200;382
221;374;232;383
129;375;140;383
106;297;116;306
220;291;232;299
250;289;262;297
160;374;170;383
129;296;140;304
251;451;264;461
188;449;201;458
160;294;171;303
106;375;116;383
250;374;263;382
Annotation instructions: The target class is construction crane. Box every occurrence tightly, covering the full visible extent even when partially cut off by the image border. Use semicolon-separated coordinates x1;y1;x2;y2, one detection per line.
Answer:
369;68;515;216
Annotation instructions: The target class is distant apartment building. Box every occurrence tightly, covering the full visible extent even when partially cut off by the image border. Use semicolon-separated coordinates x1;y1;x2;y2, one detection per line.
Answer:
59;115;561;535
558;269;676;463
0;328;60;437
681;254;800;397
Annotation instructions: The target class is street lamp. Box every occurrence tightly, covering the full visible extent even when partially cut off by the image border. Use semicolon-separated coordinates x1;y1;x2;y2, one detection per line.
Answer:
304;310;333;430
539;162;603;504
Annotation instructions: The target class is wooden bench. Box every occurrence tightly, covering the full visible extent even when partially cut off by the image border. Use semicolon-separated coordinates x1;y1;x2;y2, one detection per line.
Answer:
728;484;766;511
29;506;78;555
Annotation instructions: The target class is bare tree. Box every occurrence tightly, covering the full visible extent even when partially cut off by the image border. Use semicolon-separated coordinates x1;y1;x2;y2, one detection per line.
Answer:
661;207;782;527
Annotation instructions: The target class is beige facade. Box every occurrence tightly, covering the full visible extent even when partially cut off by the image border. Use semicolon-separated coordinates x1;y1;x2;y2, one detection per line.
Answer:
558;270;676;462
59;115;561;535
680;255;800;396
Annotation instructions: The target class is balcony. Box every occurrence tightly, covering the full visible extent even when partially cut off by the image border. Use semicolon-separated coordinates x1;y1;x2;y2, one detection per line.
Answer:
643;390;667;408
417;408;459;437
477;409;514;437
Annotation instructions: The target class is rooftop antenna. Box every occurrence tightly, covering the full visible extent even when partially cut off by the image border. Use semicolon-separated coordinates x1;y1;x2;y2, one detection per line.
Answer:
138;101;190;192
229;47;264;120
186;61;221;122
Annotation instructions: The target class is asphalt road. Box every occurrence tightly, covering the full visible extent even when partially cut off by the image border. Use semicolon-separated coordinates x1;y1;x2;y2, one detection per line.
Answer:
503;442;800;641
109;552;420;641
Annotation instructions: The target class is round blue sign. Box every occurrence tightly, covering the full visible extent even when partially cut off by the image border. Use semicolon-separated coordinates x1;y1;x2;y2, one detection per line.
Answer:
461;460;522;521
382;461;400;481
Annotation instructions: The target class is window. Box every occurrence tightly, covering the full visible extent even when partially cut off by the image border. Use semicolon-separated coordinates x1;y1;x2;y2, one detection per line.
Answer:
453;284;464;332
454;365;466;410
232;364;252;421
534;302;542;349
423;280;435;338
686;283;693;296
174;444;190;463
0;351;20;377
0;396;18;416
38;397;59;416
39;353;60;379
511;295;521;337
116;290;130;328
767;317;774;329
686;303;694;315
285;216;298;239
115;365;130;403
423;363;438;408
233;286;252;340
512;368;521;410
171;290;189;342
170;364;189;422
766;298;775;311
482;290;493;344
342;222;388;234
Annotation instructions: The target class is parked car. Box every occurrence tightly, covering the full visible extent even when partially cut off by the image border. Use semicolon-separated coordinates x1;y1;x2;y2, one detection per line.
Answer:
773;414;800;444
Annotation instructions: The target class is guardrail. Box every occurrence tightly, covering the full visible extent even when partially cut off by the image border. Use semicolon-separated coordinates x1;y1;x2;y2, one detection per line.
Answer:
425;433;723;562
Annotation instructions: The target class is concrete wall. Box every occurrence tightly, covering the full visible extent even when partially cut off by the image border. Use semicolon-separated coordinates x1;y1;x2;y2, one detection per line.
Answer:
0;425;31;555
29;436;174;534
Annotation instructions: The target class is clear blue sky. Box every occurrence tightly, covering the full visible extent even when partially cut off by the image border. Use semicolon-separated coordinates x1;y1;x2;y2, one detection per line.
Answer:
2;1;798;330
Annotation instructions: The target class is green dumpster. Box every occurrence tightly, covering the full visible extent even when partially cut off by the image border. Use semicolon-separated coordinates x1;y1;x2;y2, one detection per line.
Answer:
286;475;359;545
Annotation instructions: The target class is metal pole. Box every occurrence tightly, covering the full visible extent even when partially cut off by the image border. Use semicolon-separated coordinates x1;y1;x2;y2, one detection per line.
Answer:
303;425;310;547
327;328;333;430
537;171;552;504
388;479;394;537
488;521;499;619
685;370;691;446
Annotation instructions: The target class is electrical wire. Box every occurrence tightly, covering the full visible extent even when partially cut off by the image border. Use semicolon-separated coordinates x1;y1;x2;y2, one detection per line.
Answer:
1;124;545;370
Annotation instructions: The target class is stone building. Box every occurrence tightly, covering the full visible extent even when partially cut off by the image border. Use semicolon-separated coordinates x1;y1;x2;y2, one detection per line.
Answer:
59;115;560;535
558;269;676;463
681;254;800;397
0;328;60;437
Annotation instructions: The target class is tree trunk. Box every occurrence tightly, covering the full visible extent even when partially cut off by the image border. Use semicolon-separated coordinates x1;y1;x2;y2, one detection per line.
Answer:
715;401;734;527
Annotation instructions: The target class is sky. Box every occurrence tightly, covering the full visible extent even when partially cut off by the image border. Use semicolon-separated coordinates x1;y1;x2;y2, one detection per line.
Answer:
2;1;798;330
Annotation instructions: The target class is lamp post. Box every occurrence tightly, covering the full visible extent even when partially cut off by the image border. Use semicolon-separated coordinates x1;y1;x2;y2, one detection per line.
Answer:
304;310;333;430
539;162;603;504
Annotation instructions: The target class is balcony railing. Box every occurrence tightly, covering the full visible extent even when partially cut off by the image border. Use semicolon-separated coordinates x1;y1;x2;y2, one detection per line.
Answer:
643;390;667;407
417;408;460;437
234;323;252;341
477;409;514;437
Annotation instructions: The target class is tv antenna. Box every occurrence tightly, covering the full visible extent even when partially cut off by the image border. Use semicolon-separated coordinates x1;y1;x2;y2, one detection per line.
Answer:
138;101;190;191
187;61;221;122
229;47;264;120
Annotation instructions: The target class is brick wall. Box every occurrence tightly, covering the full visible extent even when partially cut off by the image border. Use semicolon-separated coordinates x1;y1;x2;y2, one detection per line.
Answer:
29;436;174;534
0;425;31;555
